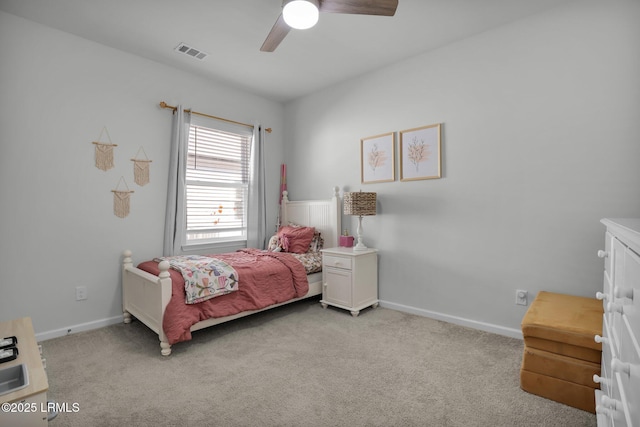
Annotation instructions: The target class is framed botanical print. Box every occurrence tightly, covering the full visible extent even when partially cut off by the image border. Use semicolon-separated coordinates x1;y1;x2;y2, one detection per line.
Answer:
360;132;395;184
400;123;441;181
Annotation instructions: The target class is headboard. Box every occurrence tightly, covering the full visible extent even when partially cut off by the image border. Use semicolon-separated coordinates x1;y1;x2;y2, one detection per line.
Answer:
280;187;342;250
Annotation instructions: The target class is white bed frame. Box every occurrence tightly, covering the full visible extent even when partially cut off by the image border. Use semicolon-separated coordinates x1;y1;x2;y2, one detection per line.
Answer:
122;187;341;356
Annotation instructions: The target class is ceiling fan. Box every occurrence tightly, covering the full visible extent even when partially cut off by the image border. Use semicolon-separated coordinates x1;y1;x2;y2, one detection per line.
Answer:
260;0;399;52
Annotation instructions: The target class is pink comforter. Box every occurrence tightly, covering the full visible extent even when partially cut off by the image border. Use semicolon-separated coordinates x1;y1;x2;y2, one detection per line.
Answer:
137;249;309;345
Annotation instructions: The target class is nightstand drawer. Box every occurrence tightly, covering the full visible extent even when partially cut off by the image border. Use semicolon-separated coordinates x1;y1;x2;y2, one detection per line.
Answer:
323;255;352;270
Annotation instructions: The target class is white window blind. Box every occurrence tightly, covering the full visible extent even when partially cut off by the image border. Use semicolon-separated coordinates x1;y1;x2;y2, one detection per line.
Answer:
185;121;252;244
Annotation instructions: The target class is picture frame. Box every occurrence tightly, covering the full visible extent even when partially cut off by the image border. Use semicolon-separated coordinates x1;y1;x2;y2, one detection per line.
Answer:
400;123;441;181
360;132;395;184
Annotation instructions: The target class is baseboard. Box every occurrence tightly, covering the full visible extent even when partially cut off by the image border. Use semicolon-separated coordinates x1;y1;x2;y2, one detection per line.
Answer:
35;315;124;342
34;304;522;341
379;300;523;339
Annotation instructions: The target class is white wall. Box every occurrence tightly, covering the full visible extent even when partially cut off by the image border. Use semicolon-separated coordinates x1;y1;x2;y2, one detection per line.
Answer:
2;0;638;341
0;11;285;338
283;0;640;336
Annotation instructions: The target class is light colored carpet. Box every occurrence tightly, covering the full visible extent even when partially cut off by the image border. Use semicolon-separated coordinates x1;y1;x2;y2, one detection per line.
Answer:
42;298;597;426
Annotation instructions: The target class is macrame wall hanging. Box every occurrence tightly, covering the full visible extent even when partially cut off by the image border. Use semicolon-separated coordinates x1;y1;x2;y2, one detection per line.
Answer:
131;146;152;186
92;127;118;171
111;176;134;218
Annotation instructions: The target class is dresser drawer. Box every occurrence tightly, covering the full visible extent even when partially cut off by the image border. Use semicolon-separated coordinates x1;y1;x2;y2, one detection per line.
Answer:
595;390;613;427
617;316;639;426
622;247;640;346
602;272;614;323
612;373;632;427
613;238;626;289
323;255;352;270
610;238;627;335
598;370;630;427
599;315;614;398
604;231;614;285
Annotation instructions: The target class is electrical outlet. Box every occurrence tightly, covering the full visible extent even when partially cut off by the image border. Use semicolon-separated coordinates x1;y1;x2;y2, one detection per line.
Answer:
75;286;87;301
516;290;528;306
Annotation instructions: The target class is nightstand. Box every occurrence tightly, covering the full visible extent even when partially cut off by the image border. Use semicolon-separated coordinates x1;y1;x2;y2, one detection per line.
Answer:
320;247;378;317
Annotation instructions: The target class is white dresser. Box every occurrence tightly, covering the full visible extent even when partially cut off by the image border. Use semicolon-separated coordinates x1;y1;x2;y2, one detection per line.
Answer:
595;219;640;426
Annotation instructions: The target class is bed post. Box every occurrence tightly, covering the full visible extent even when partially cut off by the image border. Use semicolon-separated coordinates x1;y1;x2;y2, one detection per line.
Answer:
122;250;133;324
331;186;341;248
280;190;289;227
157;260;172;356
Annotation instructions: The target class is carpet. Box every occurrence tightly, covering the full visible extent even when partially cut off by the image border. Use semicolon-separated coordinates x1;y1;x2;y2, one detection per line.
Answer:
42;298;597;426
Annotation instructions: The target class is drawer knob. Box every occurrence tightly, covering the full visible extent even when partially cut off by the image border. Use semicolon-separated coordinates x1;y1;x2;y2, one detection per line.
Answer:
607;302;624;314
596;292;608;301
597;250;609;258
600;395;620;410
611;358;631;376
614;286;634;300
595;405;611;417
594;335;608;344
593;374;608;385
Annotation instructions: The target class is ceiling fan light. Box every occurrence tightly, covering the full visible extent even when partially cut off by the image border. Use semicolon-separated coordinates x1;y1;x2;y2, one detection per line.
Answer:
282;0;319;30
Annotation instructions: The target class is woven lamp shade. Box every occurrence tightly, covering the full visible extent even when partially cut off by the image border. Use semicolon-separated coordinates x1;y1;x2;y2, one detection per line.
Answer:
344;192;377;216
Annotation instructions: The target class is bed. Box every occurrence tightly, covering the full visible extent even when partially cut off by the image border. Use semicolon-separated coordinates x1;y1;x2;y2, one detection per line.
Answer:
122;187;341;356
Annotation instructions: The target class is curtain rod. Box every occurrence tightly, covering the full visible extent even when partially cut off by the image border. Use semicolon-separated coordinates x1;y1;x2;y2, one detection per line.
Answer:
159;102;272;133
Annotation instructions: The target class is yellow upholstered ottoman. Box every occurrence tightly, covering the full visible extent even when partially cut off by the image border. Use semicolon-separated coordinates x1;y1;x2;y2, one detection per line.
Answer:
520;291;603;413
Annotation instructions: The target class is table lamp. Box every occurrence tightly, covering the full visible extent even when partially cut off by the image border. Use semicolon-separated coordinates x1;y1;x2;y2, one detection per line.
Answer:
343;191;377;251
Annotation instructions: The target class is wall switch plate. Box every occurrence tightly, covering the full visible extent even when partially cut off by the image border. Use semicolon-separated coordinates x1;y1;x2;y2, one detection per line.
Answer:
516;290;528;306
75;286;87;301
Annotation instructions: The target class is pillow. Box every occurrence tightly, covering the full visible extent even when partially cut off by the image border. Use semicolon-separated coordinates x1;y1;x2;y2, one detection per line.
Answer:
277;226;315;254
286;222;324;252
268;231;323;253
310;232;324;252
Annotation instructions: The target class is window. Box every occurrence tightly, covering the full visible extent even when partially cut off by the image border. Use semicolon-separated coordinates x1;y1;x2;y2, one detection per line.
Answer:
185;117;252;246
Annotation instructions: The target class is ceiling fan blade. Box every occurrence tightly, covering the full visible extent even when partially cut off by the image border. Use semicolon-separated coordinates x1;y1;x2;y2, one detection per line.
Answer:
260;14;291;52
319;0;398;16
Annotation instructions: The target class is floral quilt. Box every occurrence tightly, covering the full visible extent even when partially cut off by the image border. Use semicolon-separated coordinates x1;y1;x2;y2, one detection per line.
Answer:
155;255;238;304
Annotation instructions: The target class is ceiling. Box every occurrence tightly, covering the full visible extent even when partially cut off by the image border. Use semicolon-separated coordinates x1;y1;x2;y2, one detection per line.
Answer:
0;0;572;103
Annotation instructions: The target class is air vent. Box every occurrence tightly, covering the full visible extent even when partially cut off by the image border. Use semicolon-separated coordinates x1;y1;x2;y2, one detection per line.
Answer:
174;43;208;61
